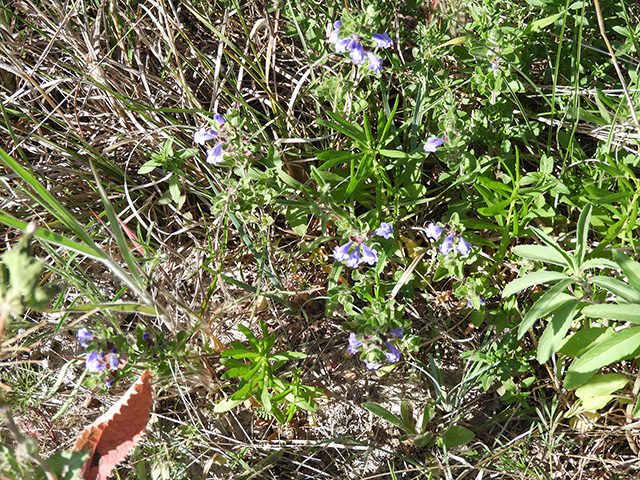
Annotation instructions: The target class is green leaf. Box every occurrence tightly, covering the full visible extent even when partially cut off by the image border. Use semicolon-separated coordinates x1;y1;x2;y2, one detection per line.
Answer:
400;401;416;434
362;403;408;432
439;426;474;448
169;175;181;204
285;205;308;237
557;327;615;357
564;326;640;389
214;397;246;413
580;258;620;271
512;245;571;268
575;205;592;266
612;250;640;293
46;449;90;480
529;226;577;271
581;303;640;323
138;159;162;174
502;271;570;297
517;279;575;339
573;373;629;413
270;352;307;361
413;432;433;447
536;301;581;363
590;276;640;303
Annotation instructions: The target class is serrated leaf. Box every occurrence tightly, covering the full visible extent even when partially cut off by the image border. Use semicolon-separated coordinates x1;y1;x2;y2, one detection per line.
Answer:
564;327;640;389
582;303;640;323
502;271;570;297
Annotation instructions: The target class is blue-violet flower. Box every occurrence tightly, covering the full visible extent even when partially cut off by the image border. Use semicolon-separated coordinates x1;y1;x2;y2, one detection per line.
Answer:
390;328;403;338
77;328;93;348
194;127;218;145
213;113;226;124
328;20;343;44
108;348;119;369
384;342;401;363
206;143;224;165
85;351;105;372
425;222;444;240
367;52;383;73
350;41;366;64
360;244;379;266
334;241;353;262
365;360;381;370
372;32;393;49
348;332;361;354
424;137;445;153
440;235;455;255
457;237;472;255
373;222;394;239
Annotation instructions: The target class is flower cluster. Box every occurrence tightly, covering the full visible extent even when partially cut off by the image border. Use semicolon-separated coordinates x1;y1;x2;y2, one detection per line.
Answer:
328;20;392;74
334;222;394;268
77;327;126;388
424;222;471;256
348;328;403;370
193;114;227;165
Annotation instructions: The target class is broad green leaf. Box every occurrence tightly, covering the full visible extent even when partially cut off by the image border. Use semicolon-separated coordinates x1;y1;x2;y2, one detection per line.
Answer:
581;303;640;323
557;327;615;357
590;276;640;303
612;250;640;293
413;432;433;447
536;301;581;363
362;403;407;432
439;426;474;448
564;327;640;389
580;258;619;271
512;245;571;268
502;271;570;297
529;226;577;271
517;279;575;339
477;198;512;216
573;374;629;413
524;11;564;34
575;205;592;265
168;175;181;203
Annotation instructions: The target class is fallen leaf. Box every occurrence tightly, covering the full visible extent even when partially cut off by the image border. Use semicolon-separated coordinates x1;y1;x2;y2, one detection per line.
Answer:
73;370;153;480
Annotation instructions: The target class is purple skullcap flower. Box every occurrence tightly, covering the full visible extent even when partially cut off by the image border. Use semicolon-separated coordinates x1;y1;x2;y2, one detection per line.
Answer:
384;342;401;363
213;113;226;124
350;41;367;65
142;333;151;341
347;246;361;268
440;235;455;255
457;237;472;256
423;137;445;153
367;52;383;73
425;222;444;241
328;20;343;44
108;348;119;369
373;222;394;239
194;127;218;145
390;328;403;338
360;244;379;266
373;32;393;49
365;360;381;370
85;351;105;372
467;296;485;308
206;143;224;164
335;37;351;53
334;241;352;262
77;328;93;348
348;332;361;354
105;379;115;388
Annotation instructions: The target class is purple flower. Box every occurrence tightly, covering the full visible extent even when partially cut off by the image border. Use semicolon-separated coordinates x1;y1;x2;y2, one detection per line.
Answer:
85;351;105;372
348;332;361;354
372;32;393;49
142;333;151;341
213;113;226;124
194;127;218;145
425;222;444;241
335;37;352;53
350;41;366;64
440;235;455;255
457;237;472;255
384;342;401;363
347;246;361;268
390;328;403;338
108;348;119;369
373;222;394;239
360;244;379;265
365;360;381;370
105;379;115;388
334;241;352;262
328;20;343;44
467;296;485;307
367;52;383;73
424;137;445;153
206;143;224;164
77;328;93;348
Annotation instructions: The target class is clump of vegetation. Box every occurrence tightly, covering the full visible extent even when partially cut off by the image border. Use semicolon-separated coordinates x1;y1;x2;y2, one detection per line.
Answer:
1;0;640;478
